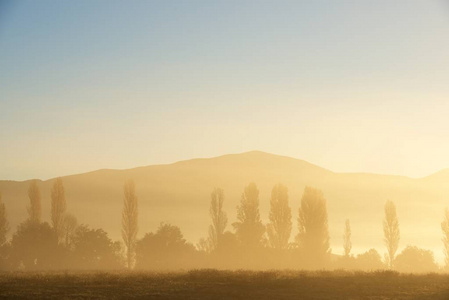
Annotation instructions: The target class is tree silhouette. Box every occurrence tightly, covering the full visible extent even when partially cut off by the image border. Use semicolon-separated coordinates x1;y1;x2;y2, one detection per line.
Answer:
122;179;138;269
296;187;330;266
267;183;291;250
394;245;438;273
208;188;227;252
136;223;197;269
441;208;449;269
0;193;9;271
0;193;9;247
343;219;352;257
232;183;265;249
383;200;400;269
62;213;78;249
70;225;121;270
356;248;384;271
51;178;66;242
10;221;60;270
27;180;41;224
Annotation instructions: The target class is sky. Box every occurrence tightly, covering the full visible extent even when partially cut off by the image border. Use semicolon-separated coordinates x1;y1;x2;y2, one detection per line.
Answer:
1;0;449;181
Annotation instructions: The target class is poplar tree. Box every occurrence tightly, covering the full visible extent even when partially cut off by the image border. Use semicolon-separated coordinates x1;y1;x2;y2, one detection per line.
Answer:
232;183;265;248
383;200;400;269
297;187;330;265
27;180;42;223
122;180;138;269
51;177;66;242
208;188;227;251
0;193;9;246
267;183;292;250
343;219;352;257
441;208;449;269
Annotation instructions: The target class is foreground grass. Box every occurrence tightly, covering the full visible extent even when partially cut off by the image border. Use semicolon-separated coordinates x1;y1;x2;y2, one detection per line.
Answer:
1;270;449;299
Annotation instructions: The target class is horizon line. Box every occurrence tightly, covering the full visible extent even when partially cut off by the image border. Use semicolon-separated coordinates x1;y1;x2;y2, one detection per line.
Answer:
1;150;447;183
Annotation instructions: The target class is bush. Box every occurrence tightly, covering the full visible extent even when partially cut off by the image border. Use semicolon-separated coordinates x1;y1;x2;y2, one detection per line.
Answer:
394;246;438;273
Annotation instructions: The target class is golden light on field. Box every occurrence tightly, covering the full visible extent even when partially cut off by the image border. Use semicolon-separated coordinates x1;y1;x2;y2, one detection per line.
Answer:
2;3;449;299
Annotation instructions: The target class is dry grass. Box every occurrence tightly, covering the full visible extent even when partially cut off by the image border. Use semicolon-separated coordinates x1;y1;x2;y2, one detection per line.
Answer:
1;269;449;299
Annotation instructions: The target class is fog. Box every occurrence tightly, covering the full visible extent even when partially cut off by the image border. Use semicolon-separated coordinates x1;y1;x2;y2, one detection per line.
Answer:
1;152;448;273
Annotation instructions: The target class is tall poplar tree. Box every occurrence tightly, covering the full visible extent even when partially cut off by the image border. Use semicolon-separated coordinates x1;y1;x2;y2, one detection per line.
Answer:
122;179;138;269
51;178;66;242
267;183;292;250
441;208;449;269
383;200;400;269
297;187;330;266
232;183;264;248
27;180;42;223
0;193;9;246
343;219;352;257
208;188;227;251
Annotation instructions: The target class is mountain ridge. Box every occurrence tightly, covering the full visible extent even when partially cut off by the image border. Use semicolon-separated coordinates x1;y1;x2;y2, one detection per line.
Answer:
3;150;446;183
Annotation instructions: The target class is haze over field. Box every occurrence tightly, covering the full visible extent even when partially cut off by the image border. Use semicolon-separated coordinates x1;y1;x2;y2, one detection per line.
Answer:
2;151;449;263
3;1;449;291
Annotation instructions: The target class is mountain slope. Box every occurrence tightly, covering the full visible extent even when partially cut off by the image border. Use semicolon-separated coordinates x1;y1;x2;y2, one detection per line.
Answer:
1;151;448;262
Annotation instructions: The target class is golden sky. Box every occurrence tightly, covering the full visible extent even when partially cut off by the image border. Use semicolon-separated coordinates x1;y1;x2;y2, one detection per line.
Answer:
1;1;449;180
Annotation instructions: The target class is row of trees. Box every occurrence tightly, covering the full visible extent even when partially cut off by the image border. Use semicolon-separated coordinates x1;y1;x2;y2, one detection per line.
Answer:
0;179;122;270
1;180;449;272
119;181;449;272
196;184;445;271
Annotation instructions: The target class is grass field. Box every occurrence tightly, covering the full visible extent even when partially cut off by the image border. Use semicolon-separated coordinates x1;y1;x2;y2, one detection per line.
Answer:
1;270;449;299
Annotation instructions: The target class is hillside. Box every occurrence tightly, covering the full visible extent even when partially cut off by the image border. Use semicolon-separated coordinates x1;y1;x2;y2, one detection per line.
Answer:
1;151;448;262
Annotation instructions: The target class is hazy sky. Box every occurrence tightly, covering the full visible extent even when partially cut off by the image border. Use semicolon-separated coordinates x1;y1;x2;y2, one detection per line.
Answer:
1;1;449;180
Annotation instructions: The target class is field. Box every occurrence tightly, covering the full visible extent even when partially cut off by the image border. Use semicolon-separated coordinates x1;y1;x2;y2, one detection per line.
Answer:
1;270;449;299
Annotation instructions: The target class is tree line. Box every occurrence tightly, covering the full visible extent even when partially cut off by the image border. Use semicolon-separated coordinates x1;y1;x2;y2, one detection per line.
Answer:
1;179;449;272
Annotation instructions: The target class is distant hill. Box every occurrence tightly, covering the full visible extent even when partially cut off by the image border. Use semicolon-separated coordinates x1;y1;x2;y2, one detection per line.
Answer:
1;151;448;262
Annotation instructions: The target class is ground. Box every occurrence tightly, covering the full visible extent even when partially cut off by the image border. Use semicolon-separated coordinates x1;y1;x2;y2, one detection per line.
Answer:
1;270;449;299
